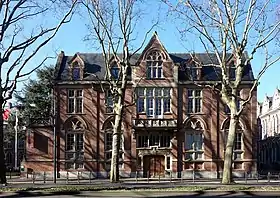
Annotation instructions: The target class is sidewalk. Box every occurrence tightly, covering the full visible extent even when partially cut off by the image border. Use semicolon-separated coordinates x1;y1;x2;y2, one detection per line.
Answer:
3;176;280;189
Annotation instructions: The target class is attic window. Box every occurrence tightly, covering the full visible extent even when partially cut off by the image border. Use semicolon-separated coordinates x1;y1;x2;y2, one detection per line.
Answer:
72;62;81;80
110;62;119;79
146;50;163;79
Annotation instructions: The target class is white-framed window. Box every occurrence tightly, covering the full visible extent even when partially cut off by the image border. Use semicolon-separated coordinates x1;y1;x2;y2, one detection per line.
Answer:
165;155;172;170
146;50;163;79
187;90;202;113
104;129;124;170
105;90;114;113
65;118;85;170
136;88;171;117
137;132;172;148
67;89;83;113
184;132;204;160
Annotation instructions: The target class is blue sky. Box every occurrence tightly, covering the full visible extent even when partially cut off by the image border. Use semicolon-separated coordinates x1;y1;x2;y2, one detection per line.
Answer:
16;1;279;102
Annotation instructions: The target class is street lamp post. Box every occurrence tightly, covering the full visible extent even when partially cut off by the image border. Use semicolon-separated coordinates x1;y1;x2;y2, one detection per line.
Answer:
53;89;57;183
14;109;18;170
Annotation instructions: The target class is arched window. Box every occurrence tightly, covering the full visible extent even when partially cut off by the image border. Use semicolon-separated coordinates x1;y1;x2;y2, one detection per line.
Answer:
65;117;85;170
104;121;123;171
110;61;119;80
184;119;204;161
146;50;164;79
223;121;244;160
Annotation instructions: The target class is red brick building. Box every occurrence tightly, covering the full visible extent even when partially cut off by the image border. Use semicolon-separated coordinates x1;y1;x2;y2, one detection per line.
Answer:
23;34;258;179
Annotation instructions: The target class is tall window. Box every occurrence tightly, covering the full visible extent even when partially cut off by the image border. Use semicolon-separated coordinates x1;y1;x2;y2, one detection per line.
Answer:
67;89;83;113
65;118;85;170
137;88;171;117
187;90;202;113
184;120;204;160
185;133;203;160
224;121;243;160
104;129;123;170
146;50;163;79
105;90;114;113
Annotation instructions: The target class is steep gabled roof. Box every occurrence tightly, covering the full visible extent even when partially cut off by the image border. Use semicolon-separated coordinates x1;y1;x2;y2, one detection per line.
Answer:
55;52;255;82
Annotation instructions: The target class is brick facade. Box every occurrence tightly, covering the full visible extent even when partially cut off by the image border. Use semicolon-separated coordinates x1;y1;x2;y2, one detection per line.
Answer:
23;34;258;178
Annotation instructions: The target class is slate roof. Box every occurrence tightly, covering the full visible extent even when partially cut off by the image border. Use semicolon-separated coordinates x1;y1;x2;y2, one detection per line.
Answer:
55;52;255;82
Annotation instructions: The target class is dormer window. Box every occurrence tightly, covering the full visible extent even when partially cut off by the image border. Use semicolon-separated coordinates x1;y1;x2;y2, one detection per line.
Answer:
110;62;119;80
71;62;81;80
146;50;164;79
185;58;201;80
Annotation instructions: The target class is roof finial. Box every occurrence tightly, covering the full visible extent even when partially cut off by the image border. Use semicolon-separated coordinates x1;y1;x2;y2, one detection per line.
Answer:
154;31;158;36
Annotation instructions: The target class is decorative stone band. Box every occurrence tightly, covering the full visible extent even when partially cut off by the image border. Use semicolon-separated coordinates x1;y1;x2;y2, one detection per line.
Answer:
137;147;172;156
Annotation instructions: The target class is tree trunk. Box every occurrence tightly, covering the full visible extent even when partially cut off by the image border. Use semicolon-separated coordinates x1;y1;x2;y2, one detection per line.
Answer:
222;115;238;184
110;92;124;182
0;100;7;185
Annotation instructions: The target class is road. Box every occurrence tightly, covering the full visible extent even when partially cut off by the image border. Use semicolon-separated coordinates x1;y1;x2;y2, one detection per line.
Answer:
1;191;280;198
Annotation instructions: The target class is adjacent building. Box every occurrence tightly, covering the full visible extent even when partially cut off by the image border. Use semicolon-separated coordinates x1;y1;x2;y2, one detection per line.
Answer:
257;88;280;173
23;34;258;178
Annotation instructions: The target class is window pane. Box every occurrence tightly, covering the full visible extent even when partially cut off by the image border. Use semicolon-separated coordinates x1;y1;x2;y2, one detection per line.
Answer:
68;90;74;97
76;98;83;113
68;98;74;113
187;99;193;113
76;90;82;97
163;88;170;97
137;98;145;112
166;156;171;169
158;67;162;78
146;89;153;97
138;88;144;96
185;134;193;150
187;90;193;97
155;88;162;96
195;98;201;112
72;68;80;80
66;134;74;151
155;98;162;115
163;98;170;112
76;134;84;151
195;90;201;97
185;153;193;160
153;68;157;78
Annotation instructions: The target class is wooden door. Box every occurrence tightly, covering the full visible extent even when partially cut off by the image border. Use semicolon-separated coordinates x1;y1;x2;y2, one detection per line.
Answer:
143;155;165;178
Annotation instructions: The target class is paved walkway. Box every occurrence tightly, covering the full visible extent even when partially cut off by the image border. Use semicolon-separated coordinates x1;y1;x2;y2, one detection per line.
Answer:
2;190;280;198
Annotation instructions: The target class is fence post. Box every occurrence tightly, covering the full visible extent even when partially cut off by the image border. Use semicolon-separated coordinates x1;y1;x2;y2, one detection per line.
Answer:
147;171;150;183
257;173;259;183
268;172;271;184
43;172;46;184
77;171;80;184
170;171;172;183
32;172;35;184
66;171;69;184
245;171;247;184
181;171;183;183
89;171;92;184
135;171;138;183
192;170;195;183
9;168;12;179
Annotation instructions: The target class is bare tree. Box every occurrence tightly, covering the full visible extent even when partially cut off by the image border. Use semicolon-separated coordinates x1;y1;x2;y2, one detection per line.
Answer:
163;0;280;184
0;0;77;185
81;0;156;182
